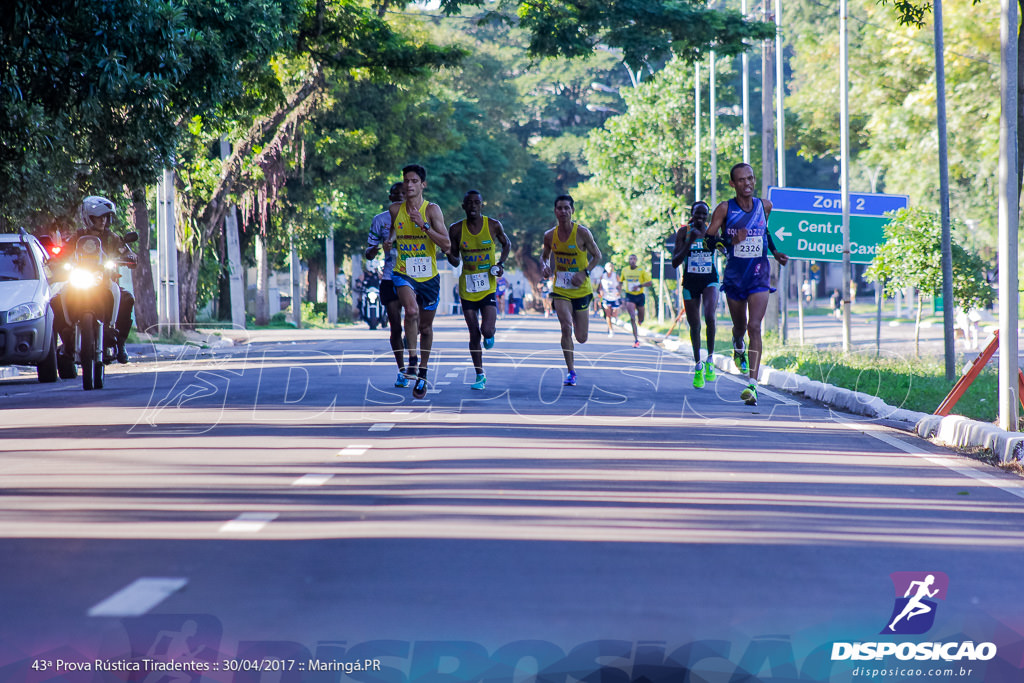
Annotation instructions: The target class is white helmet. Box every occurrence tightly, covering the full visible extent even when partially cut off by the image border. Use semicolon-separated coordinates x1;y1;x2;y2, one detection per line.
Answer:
79;196;116;231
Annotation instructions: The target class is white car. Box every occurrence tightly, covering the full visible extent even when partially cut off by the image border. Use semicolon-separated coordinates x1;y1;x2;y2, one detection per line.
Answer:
0;230;58;382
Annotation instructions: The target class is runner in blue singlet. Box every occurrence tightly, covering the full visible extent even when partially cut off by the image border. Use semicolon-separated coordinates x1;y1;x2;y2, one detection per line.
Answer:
705;163;788;406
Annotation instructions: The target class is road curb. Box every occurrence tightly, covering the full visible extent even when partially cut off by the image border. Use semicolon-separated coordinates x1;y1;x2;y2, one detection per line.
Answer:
915;414;1024;463
659;333;1021;463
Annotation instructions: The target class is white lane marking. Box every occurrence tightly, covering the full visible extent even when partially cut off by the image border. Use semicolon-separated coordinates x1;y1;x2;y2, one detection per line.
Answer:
292;474;333;486
427;389;441;394
834;419;1024;502
437;381;451;386
719;371;799;405
445;373;458;378
88;577;188;617
338;444;373;456
219;512;279;533
391;409;413;415
369;423;394;432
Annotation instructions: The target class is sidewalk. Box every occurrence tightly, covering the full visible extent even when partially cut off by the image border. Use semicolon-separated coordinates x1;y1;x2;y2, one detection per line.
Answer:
639;310;1024;463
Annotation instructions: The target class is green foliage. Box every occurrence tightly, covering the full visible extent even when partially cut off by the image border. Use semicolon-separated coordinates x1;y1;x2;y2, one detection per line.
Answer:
582;55;744;261
0;0;300;230
865;207;994;310
785;0;1004;251
508;0;775;66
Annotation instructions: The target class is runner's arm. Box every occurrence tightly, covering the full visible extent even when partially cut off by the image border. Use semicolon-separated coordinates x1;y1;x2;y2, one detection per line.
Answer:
704;201;729;239
446;222;462;267
384;203;400;251
765;229;789;265
540;230;554;278
365;217;386;260
424;204;450;253
583;227;602;273
671;228;690;269
492;219;511;273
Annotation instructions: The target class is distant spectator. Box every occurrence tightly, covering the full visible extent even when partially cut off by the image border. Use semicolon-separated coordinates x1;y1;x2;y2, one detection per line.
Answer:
830;288;842;319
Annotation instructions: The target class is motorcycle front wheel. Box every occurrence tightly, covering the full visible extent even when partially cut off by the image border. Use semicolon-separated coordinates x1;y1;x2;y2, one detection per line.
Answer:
80;314;95;390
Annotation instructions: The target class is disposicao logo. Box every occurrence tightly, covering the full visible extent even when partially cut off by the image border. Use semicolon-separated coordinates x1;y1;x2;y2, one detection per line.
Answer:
882;571;949;635
831;571;998;663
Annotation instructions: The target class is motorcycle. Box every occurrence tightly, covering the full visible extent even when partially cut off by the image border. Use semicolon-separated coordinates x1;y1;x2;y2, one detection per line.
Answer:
361;283;386;330
52;231;138;390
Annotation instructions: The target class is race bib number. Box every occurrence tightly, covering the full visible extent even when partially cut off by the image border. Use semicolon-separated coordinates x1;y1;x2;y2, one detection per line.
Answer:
405;256;431;277
465;272;490;293
687;251;713;274
626;279;640;293
734;234;763;259
555;271;576;289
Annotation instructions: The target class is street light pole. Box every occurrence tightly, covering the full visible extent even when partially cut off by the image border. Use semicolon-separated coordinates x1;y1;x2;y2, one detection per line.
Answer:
710;51;718;206
742;0;751;164
695;63;702;203
839;0;852;352
934;0;956;380
997;0;1019;432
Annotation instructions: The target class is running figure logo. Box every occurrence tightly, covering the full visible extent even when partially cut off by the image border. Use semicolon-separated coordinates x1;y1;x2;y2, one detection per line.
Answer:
882;571;949;635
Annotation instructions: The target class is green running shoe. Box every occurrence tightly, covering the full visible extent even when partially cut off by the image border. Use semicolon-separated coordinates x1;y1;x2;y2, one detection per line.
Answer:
692;363;705;389
704;362;717;382
734;350;748;374
740;383;757;405
471;374;486;390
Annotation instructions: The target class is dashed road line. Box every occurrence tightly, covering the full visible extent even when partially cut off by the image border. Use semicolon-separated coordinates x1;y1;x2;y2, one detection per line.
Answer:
338;444;373;456
88;577;188;617
292;474;333;486
368;423;394;432
219;512;279;533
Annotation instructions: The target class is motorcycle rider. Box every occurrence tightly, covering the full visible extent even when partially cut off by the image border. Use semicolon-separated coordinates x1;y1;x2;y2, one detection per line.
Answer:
52;196;137;364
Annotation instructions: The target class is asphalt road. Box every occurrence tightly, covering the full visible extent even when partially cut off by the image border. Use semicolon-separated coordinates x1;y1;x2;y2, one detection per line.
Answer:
1;315;1023;683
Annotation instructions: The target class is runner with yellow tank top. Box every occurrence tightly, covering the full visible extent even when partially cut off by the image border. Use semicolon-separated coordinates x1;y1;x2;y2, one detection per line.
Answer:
385;164;450;399
446;190;511;391
620;254;653;348
541;194;602;387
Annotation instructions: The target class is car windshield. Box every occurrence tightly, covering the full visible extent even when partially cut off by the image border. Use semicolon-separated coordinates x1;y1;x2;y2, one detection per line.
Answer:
0;243;38;281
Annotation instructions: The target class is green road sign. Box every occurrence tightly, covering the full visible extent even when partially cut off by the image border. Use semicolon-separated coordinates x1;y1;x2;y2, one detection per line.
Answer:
766;187;908;264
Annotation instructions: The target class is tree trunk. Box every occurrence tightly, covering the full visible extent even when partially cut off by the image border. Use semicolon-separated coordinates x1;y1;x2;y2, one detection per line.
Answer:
307;255;324;303
914;290;923;357
515;243;545;309
124;186;158;335
172;68;325;327
177;246;201;329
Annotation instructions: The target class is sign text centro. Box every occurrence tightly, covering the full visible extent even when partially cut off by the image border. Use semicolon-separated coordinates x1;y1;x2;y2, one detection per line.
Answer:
766;187;909;264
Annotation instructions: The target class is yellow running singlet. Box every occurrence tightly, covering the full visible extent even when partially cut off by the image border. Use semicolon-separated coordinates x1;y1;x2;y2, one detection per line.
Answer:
394;201;438;282
551;223;592;298
457;217;497;301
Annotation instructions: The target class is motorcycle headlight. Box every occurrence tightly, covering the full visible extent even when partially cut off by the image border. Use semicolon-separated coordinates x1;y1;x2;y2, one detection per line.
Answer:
69;267;102;289
368;292;379;303
105;260;117;271
6;301;45;323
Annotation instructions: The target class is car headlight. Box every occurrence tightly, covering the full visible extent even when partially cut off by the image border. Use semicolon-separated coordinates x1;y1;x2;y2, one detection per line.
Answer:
69;267;102;289
6;301;45;323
